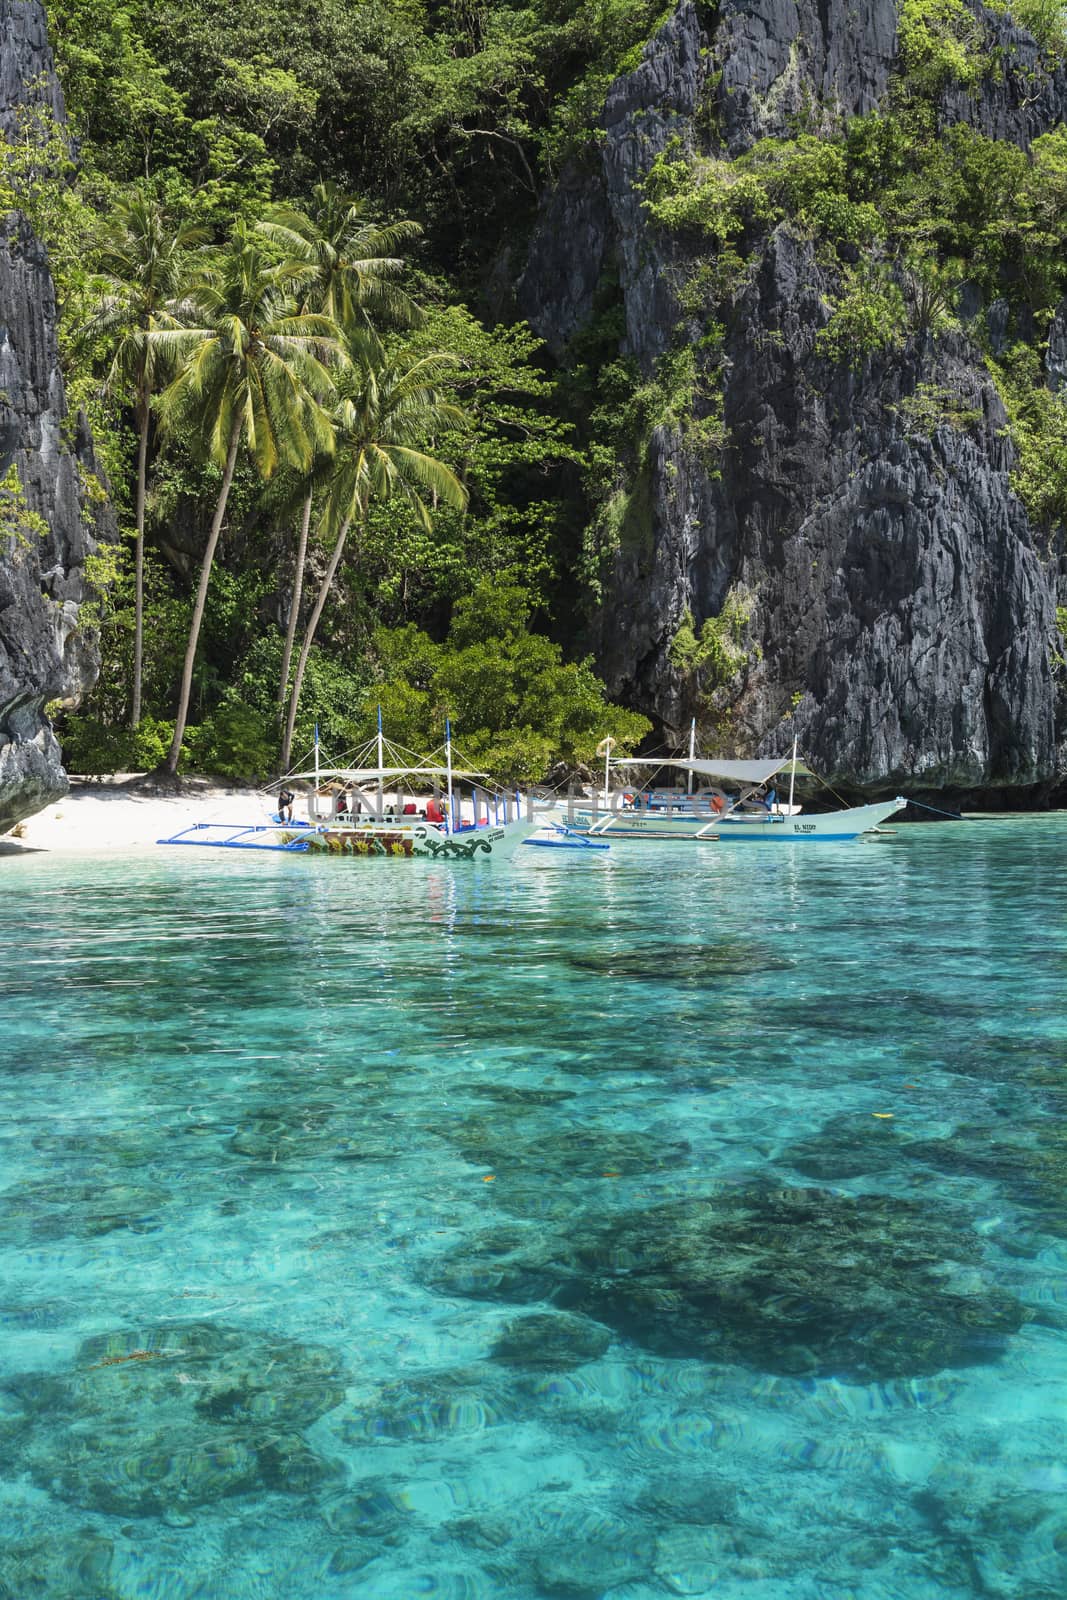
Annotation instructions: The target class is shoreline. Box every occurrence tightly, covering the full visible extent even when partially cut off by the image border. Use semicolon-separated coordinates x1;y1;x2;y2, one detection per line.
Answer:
0;775;267;855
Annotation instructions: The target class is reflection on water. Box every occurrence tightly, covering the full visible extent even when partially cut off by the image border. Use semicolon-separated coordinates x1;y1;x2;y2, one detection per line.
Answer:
1;820;1066;1598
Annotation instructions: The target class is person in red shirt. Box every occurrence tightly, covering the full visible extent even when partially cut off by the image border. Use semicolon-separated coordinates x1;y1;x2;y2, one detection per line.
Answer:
425;797;445;824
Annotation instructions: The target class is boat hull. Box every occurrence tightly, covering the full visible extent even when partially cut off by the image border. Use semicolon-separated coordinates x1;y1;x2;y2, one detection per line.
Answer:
295;816;539;861
160;816;539;862
712;798;906;839
570;798;906;842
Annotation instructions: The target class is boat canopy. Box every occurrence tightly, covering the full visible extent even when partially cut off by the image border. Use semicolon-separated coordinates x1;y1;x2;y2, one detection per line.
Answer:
614;756;813;784
289;764;486;783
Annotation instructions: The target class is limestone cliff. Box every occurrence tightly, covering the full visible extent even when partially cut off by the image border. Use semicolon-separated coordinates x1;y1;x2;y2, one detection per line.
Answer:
0;0;114;832
520;0;1067;800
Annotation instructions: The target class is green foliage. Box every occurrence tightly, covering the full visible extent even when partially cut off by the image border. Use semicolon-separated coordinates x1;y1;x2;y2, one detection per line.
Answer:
366;573;651;782
816;260;908;366
537;0;675;170
897;0;988;95
668;592;754;688
1005;0;1067;52
183;702;277;780
580;344;724;596
366;298;579;617
642;141;776;240
990;345;1067;533
0;463;49;552
155;219;338;476
62;712;173;774
32;0;1067;778
892;381;983;436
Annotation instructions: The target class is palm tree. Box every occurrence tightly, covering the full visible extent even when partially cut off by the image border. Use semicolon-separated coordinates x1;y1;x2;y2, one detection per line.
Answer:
85;192;206;727
259;185;423;734
280;345;468;771
259;182;423;336
152;220;339;777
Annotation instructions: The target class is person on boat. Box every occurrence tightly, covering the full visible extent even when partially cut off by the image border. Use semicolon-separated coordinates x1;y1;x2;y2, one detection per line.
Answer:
278;786;294;823
764;786;777;812
335;789;350;817
425;797;445;824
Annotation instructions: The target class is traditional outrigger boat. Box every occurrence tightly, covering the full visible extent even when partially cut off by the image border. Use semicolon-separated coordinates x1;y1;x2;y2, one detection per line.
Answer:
159;719;539;863
568;736;907;843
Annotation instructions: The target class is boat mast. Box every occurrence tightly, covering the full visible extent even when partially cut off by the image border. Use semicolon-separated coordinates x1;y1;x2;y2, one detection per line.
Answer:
687;717;696;796
788;734;798;814
376;704;384;821
314;722;320;817
445;717;455;833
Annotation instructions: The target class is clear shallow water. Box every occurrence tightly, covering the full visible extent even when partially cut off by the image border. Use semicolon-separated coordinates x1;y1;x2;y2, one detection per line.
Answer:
1;819;1066;1599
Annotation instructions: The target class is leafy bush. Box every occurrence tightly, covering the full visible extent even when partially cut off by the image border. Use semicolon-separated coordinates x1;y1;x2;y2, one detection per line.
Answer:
61;713;173;774
999;0;1067;52
669;591;754;686
815;261;908;366
898;0;987;95
360;573;651;781
991;344;1067;533
182;703;275;780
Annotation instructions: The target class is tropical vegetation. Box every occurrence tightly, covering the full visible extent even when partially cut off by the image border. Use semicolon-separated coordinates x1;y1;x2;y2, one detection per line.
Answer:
8;0;1067;779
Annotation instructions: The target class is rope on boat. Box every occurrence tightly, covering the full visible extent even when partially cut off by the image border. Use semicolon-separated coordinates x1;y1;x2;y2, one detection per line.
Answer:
901;797;965;821
807;767;964;823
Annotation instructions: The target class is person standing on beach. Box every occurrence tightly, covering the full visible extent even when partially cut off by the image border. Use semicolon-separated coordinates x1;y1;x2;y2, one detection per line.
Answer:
278;786;294;823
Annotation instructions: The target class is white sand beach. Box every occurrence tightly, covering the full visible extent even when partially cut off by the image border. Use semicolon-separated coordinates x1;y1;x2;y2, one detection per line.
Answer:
1;776;268;854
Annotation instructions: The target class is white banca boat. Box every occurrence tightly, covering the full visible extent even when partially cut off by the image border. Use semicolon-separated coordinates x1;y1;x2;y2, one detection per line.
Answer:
568;743;907;843
159;721;539;864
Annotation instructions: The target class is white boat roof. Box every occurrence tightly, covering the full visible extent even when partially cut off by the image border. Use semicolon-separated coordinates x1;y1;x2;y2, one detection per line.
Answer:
615;756;813;783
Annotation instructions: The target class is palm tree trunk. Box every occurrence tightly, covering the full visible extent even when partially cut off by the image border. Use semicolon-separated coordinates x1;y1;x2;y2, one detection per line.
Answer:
162;418;243;776
130;396;149;729
280;511;354;772
276;487;313;730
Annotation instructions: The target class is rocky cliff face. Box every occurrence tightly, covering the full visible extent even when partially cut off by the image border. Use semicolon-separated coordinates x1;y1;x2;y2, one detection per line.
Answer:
520;0;1067;800
0;0;114;832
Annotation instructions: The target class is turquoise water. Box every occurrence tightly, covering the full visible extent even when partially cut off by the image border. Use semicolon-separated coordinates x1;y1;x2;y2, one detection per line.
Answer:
2;819;1066;1599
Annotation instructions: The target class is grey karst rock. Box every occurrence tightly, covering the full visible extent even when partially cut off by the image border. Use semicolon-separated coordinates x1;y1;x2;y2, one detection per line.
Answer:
519;1;1067;799
0;0;116;833
715;0;899;153
584;226;1060;790
519;165;612;358
942;3;1067;147
1047;299;1067;393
